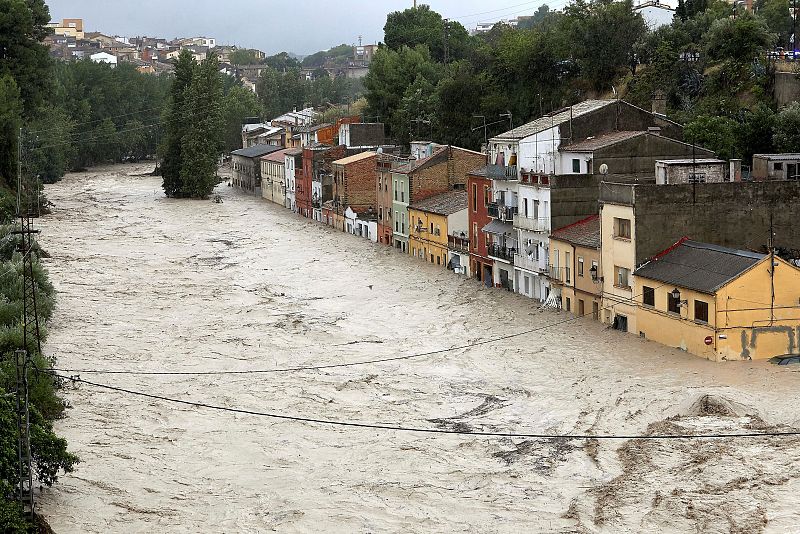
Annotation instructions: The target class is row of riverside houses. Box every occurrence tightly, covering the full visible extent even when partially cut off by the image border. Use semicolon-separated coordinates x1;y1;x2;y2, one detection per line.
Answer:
233;99;800;363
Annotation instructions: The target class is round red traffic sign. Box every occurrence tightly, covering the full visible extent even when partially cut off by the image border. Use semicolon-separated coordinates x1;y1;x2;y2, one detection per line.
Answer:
704;336;713;346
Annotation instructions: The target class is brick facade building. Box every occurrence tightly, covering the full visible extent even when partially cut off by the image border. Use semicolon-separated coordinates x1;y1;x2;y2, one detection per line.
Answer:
332;151;377;215
467;168;495;286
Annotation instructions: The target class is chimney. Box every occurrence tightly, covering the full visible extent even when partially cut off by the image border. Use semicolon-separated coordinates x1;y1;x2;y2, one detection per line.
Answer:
647;127;661;136
652;89;666;116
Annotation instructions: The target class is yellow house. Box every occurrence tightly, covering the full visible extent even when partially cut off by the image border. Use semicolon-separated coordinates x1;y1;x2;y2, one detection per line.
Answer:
634;239;800;361
599;201;637;333
549;215;602;320
408;191;468;268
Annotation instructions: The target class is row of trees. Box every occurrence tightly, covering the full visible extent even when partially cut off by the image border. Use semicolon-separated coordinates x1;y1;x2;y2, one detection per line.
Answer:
0;1;81;530
256;67;361;119
364;1;800;160
161;50;224;198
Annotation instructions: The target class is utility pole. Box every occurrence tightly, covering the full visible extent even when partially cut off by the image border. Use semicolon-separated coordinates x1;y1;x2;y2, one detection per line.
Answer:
11;127;42;519
14;349;34;519
17;127;22;214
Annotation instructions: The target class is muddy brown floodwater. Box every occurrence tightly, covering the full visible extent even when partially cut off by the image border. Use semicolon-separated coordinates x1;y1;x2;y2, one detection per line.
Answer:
34;164;800;533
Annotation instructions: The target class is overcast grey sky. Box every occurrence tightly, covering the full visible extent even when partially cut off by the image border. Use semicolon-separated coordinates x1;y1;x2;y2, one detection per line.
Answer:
46;0;552;55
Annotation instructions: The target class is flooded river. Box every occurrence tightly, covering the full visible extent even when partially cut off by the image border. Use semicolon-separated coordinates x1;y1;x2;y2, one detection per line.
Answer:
36;164;800;532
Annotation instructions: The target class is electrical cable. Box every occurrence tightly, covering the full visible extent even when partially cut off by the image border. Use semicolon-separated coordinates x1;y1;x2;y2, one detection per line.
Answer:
46;231;777;377
48;372;800;441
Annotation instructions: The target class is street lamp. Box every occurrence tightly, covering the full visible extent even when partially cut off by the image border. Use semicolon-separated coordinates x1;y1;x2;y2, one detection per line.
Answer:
671;288;688;308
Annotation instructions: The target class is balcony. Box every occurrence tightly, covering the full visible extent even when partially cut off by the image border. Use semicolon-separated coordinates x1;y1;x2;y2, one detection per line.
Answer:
488;243;516;262
487;203;518;222
548;265;572;285
448;234;470;253
519;171;550;187
514;253;540;272
484;164;518;181
513;214;549;233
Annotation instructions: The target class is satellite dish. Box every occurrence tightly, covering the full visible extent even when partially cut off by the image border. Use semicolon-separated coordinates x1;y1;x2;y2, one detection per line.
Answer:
377;147;383;154
599;163;609;175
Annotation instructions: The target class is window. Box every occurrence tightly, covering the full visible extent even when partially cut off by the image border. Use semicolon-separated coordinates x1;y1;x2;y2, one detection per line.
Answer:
523;198;529;218
473;223;478;250
578;257;584;277
614;218;631;239
774;162;783;171
695;300;709;323
572;158;580;173
430;222;434;234
524;276;530;294
378;207;383;220
615;266;630;289
472;183;477;211
435;224;441;236
667;291;681;314
484;186;490;207
394;181;398;201
565;252;571;284
642;286;655;306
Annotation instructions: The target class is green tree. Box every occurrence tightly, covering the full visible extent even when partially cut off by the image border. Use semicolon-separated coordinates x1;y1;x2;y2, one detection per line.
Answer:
161;51;196;197
0;0;52;115
25;105;76;183
0;75;22;190
685;114;739;159
562;0;647;91
229;48;259;65
773;101;800;152
179;53;224;198
738;104;776;162
756;0;792;48
364;45;442;141
703;13;774;62
384;5;472;62
221;85;261;153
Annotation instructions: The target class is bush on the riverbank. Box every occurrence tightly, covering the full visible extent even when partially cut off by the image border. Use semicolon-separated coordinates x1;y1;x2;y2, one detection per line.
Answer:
0;226;78;533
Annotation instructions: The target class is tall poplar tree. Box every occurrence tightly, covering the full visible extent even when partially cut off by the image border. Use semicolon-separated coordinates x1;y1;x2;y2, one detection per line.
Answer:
161;50;195;197
179;52;224;198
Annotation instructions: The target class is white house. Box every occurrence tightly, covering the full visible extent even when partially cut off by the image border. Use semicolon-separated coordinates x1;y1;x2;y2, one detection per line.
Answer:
634;1;676;30
90;51;117;66
284;148;302;212
487;100;617;300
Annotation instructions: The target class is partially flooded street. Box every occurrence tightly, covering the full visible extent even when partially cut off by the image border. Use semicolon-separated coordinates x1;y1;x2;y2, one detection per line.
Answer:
36;164;800;533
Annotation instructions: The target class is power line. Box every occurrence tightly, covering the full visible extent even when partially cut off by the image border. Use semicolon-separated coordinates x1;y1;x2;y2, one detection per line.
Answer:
24;102;224;153
46;233;776;378
449;0;552;21
50;372;800;441
48;312;592;375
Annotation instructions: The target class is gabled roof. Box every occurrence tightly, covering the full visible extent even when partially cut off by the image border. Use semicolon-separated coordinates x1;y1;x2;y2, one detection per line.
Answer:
559;131;645;152
261;148;293;163
296;123;333;134
550;215;600;249
409;190;468;216
394;147;449;174
333;151;377;166
490;100;615;142
231;145;283;158
633;240;765;294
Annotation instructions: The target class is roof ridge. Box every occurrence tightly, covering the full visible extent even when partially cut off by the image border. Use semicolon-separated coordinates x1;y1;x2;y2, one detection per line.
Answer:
551;214;599;234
